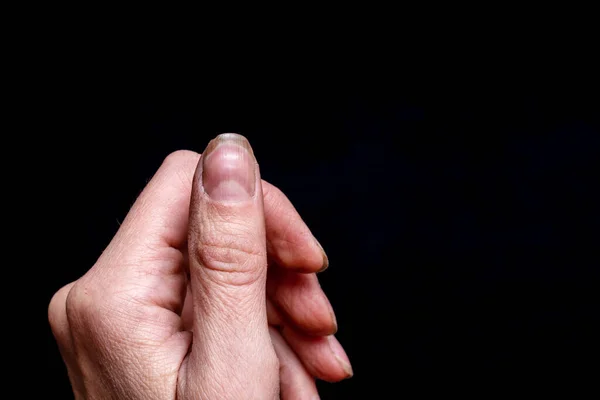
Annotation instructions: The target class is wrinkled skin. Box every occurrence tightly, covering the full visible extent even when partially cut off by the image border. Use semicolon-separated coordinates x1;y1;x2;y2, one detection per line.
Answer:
48;134;352;399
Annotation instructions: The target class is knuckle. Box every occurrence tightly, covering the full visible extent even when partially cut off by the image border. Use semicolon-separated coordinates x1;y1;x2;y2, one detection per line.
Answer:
198;235;265;272
161;150;200;190
64;277;177;342
162;150;199;169
65;281;132;341
48;282;75;337
65;280;106;329
192;227;267;286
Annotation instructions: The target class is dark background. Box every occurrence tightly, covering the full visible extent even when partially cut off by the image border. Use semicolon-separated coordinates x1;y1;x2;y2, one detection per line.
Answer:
39;80;599;397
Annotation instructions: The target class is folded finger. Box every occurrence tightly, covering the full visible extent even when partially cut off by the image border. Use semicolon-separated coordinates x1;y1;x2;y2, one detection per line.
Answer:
270;327;319;400
263;182;328;273
281;326;353;383
268;267;337;336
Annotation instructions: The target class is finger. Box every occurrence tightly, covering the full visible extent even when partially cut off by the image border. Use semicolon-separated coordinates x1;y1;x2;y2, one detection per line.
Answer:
184;133;278;398
262;181;328;273
270;327;320;400
281;326;353;383
106;150;199;254
268;298;350;383
268;268;337;336
76;150;200;314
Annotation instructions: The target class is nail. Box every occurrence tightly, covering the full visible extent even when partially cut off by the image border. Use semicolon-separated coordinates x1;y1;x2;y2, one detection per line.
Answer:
315;237;329;272
319;286;338;333
328;335;353;378
328;302;338;334
202;133;256;201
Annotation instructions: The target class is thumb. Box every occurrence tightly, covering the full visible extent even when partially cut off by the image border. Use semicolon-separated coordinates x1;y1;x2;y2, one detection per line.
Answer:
183;133;278;399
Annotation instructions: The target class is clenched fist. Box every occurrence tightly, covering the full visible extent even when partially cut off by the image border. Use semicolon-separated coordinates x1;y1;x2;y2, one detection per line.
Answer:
48;134;352;399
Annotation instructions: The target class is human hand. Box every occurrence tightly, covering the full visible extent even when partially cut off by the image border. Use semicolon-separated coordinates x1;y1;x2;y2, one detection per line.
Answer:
48;134;351;399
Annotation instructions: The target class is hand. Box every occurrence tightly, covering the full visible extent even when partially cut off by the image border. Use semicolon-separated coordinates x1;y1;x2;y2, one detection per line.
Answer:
48;134;352;399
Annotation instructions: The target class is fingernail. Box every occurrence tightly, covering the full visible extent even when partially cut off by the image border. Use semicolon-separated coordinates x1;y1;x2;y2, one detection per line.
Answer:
328;335;353;378
202;133;256;201
320;285;338;333
328;302;338;334
315;238;329;272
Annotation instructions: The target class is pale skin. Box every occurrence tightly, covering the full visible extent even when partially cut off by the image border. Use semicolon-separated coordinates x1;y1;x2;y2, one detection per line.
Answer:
48;133;352;399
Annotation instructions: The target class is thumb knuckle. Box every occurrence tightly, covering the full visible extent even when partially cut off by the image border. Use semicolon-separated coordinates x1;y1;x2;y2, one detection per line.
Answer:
48;282;75;341
192;228;266;286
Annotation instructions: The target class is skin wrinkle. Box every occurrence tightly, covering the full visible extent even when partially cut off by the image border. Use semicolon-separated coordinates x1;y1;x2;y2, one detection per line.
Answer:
196;243;266;275
195;265;266;289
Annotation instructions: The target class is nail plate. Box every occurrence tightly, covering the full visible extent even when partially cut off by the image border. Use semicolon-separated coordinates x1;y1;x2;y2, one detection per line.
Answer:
328;335;353;378
315;237;329;272
202;133;256;201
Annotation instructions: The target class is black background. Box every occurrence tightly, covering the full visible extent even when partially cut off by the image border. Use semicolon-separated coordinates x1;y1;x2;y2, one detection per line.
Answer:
39;76;599;397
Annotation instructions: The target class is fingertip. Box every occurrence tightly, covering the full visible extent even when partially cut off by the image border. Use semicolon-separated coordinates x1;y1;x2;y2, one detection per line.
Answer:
262;182;327;273
314;237;329;273
268;230;325;273
281;327;354;383
327;335;353;378
267;270;338;336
